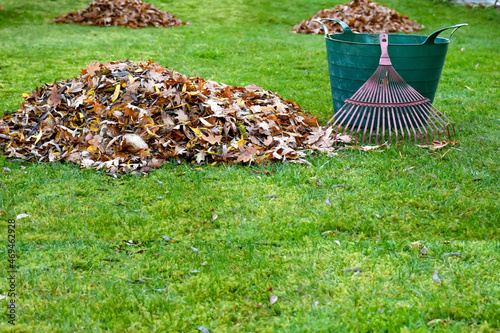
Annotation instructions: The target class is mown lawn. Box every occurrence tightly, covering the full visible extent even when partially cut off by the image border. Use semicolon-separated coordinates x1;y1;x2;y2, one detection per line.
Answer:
0;0;499;331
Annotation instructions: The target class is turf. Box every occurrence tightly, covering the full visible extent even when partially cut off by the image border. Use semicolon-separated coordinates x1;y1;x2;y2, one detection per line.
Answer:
0;0;499;331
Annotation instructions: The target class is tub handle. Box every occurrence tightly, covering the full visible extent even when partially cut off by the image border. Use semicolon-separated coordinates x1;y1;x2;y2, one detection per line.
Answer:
312;18;353;37
423;23;468;45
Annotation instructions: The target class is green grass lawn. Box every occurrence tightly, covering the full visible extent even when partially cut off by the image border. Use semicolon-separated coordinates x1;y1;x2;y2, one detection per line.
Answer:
0;0;499;331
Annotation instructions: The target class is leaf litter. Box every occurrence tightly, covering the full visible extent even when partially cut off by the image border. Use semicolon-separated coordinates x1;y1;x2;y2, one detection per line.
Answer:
0;59;351;174
291;0;423;35
53;0;189;29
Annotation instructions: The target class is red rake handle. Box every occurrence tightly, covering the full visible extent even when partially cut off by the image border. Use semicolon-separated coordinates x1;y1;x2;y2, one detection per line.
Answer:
379;34;392;66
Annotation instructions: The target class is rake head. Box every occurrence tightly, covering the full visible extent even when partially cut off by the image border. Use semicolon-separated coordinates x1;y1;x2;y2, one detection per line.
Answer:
327;34;456;146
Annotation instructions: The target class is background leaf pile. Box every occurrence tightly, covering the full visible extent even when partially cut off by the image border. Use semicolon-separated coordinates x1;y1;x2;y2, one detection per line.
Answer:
292;0;423;35
0;60;336;174
53;0;187;29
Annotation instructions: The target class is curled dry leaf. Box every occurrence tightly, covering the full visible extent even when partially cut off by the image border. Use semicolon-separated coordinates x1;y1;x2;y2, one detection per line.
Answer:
292;0;423;35
53;0;188;29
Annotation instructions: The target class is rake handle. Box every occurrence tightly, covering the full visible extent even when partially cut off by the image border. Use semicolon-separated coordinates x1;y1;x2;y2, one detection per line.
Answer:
379;34;392;66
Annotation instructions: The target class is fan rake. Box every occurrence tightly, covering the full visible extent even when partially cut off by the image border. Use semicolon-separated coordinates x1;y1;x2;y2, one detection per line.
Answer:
328;33;456;146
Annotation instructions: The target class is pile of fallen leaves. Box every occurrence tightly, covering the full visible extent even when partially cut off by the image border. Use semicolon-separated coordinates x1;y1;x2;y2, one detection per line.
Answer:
0;59;339;174
53;0;187;29
291;0;423;35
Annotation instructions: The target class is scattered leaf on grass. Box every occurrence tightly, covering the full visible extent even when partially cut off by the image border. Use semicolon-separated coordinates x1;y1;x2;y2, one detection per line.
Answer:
162;235;171;241
432;271;441;284
198;326;210;333
442;252;461;259
325;197;332;206
212;213;218;221
2;167;11;173
0;295;7;300
342;268;362;273
417;141;459;151
428;318;449;326
410;241;422;250
190;246;199;252
269;294;278;305
16;213;30;220
420;246;428;255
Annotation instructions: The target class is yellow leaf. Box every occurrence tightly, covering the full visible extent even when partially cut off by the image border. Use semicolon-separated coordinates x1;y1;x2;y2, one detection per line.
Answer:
237;138;246;147
34;130;43;144
146;127;159;138
190;127;202;136
87;89;95;96
87;146;98;153
111;85;121;102
155;85;160;93
22;93;30;98
128;75;135;84
0;82;3;87
182;84;187;93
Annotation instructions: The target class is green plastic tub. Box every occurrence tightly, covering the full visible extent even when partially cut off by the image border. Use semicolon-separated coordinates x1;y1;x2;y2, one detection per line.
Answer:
315;19;467;116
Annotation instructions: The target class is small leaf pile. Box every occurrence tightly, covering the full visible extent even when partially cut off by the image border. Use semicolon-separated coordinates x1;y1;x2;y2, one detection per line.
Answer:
53;0;187;29
0;60;334;174
292;0;423;35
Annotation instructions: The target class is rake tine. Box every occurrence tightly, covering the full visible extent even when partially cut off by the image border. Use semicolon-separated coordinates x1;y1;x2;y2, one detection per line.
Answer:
368;107;377;145
386;107;391;143
412;105;429;144
391;107;397;144
341;104;361;136
348;104;363;138
354;105;369;144
407;106;425;144
362;108;372;146
430;104;455;140
328;104;350;126
400;108;412;143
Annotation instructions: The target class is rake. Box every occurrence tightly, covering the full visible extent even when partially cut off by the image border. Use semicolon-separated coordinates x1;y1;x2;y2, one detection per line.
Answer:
327;33;456;145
